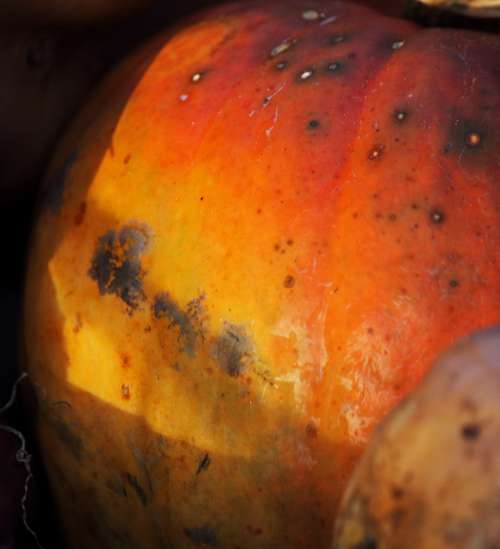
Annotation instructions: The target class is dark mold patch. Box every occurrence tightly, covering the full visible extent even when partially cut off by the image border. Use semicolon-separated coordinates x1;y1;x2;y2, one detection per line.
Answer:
307;119;320;130
196;453;211;475
88;225;149;311
125;472;148;506
212;323;253;377
51;419;84;462
184;525;217;546
461;423;481;441
44;150;78;214
152;293;205;356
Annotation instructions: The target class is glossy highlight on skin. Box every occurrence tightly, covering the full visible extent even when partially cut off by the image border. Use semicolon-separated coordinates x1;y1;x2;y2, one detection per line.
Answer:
24;1;500;548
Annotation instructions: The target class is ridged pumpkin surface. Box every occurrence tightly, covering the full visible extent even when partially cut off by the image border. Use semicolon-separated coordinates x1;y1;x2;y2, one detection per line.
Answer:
24;1;500;547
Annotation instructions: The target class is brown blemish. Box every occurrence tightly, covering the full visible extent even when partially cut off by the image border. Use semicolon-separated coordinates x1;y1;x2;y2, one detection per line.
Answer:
121;384;130;400
284;275;295;288
123;153;132;165
73;313;82;334
461;423;481;440
305;422;318;438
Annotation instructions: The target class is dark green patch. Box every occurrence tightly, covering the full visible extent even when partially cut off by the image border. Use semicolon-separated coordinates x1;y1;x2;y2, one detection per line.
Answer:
153;293;205;356
88;226;149;311
212;323;253;377
184;525;217;546
44;150;78;214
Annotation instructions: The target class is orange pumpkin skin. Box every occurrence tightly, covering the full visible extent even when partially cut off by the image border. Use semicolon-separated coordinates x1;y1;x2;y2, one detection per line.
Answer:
24;1;500;547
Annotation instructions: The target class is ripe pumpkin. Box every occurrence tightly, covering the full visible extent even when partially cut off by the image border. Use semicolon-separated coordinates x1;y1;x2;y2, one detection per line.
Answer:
24;1;500;547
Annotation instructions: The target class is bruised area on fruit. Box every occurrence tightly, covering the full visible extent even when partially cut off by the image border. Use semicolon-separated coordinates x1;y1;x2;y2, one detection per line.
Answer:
23;1;500;548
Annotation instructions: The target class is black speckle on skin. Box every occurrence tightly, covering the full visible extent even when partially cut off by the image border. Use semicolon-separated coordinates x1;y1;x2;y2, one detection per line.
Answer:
125;473;148;506
212;323;253;377
184;525;217;546
326;60;345;74
45;150;78;214
308;119;320;130
89;226;149;311
461;423;481;441
196;453;211;475
153;293;204;356
449;279;459;288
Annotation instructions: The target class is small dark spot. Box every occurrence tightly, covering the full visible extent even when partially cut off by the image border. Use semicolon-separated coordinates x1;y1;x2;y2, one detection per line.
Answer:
124;473;148;506
200;196;204;201
274;243;281;252
352;537;378;549
394;110;408;123
184;525;217;546
212;323;253;377
392;486;405;499
275;60;288;70
308;119;320;130
74;202;87;226
449;279;459;288
88;225;149;310
368;144;385;161
461;423;481;440
326;61;344;74
411;203;419;210
196;453;211;475
121;384;130;400
123;153;132;165
388;213;397;222
429;209;445;224
329;33;346;45
284;275;295;288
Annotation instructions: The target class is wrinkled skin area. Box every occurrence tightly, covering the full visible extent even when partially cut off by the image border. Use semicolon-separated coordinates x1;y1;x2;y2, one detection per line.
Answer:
24;1;500;548
333;327;500;549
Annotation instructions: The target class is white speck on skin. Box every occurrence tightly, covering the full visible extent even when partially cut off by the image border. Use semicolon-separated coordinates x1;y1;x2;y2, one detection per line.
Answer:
392;40;405;50
270;38;295;57
299;69;314;81
191;72;203;83
302;9;320;20
179;94;189;102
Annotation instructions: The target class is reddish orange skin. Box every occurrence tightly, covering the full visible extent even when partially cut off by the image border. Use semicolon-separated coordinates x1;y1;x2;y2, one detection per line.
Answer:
24;2;500;548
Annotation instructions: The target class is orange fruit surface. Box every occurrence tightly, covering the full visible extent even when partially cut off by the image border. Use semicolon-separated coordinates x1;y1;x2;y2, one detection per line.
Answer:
24;1;500;547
